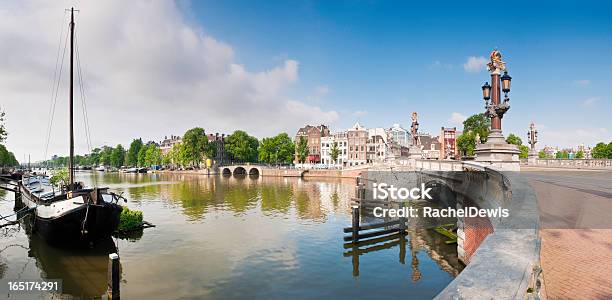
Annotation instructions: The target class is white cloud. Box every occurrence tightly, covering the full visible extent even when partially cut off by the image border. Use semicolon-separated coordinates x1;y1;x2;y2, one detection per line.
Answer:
448;112;467;125
581;97;600;107
573;79;591;87
352;110;368;118
463;56;487;73
0;1;339;161
306;85;329;102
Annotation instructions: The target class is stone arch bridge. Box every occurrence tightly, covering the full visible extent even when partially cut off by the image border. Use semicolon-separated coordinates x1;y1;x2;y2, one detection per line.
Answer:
221;165;264;177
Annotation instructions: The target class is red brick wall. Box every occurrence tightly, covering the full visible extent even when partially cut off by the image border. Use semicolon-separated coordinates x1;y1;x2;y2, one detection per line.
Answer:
462;215;493;264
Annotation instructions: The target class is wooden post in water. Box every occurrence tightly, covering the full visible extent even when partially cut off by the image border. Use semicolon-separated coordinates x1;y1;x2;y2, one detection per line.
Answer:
107;253;120;299
352;176;362;243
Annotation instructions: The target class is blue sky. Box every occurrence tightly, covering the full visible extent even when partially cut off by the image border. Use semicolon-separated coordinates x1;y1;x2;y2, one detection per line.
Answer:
1;1;611;161
183;0;611;148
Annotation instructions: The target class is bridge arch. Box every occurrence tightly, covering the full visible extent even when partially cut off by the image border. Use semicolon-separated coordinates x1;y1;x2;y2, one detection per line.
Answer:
424;179;457;208
222;167;232;177
248;167;260;177
233;166;247;176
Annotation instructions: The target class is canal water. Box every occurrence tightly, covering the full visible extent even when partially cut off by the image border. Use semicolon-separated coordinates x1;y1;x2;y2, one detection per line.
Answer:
0;172;462;299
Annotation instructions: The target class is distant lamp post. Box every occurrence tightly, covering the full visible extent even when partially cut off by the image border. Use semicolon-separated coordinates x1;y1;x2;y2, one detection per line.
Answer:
527;122;538;164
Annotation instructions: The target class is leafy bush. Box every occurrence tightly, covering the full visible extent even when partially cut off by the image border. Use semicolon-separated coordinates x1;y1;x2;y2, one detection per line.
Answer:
50;168;69;187
118;206;143;231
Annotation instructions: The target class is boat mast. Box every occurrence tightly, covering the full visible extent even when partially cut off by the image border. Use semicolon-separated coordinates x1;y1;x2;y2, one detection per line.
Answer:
68;7;75;189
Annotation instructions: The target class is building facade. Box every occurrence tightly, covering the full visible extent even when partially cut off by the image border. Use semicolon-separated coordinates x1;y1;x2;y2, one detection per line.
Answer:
439;127;458;159
294;124;330;164
419;134;441;160
347;123;368;166
207;133;228;165
320;132;348;167
389;123;412;147
159;135;182;156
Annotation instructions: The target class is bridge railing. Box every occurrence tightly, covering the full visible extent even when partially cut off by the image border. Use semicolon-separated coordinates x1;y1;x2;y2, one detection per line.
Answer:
531;158;612;169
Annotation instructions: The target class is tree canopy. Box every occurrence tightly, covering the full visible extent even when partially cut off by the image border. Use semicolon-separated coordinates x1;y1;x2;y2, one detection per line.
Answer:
182;127;210;167
110;144;126;168
456;131;476;157
0;108;7;144
296;135;309;164
463;113;490;143
225;130;259;163
0;144;18;167
592;142;612;159
258;133;295;164
127;139;144;166
506;133;529;159
330;142;340;164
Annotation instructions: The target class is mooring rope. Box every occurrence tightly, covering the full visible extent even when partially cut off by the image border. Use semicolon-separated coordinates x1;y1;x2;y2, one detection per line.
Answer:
74;30;93;153
43;13;70;162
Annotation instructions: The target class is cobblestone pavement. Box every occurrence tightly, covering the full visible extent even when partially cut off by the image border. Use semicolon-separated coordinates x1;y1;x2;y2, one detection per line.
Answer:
525;170;612;300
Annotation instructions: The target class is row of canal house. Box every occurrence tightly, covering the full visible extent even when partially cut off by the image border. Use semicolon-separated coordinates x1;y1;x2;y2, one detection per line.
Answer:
294;123;460;166
159;133;229;165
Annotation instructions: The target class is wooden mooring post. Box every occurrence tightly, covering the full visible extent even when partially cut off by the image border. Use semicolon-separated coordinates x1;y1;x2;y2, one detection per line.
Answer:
107;253;120;299
351;176;363;243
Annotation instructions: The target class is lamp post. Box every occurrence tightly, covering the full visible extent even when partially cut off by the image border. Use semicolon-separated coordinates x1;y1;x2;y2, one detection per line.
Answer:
481;49;511;143
527;122;538;164
474;49;520;170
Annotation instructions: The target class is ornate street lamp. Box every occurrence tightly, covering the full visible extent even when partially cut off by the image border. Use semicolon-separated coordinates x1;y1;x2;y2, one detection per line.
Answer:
482;49;512;144
482;82;491;102
501;71;512;94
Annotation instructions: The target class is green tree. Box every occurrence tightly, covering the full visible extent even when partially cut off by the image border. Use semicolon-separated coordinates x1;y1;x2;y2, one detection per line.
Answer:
204;142;217;162
137;145;147;167
258;133;295;165
88;147;101;167
171;142;188;167
225;130;259;163
145;144;162;166
127;138;143;166
506;134;529;159
538;150;548;159
110;144;126;168
0;145;18;167
99;146;113;166
592;142;611;159
463;113;490;143
182;127;209;167
575;150;585;159
505;134;523;146
275;133;295;164
518;145;529;159
296;135;309;164
330;142;340;165
258;137;277;164
556;150;569;159
0;108;7;143
456;131;476;157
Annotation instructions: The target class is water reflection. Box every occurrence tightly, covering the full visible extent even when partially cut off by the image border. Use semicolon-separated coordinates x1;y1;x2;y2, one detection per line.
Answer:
27;235;116;298
0;172;462;299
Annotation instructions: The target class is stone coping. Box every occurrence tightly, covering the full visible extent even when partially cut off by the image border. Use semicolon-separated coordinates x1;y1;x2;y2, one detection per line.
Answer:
434;170;541;300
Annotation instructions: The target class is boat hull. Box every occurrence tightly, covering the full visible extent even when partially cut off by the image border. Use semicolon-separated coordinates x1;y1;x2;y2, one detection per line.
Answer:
34;203;122;245
19;184;122;245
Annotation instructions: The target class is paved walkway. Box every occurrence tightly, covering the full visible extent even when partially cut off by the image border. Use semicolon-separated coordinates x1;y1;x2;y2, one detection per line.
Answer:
523;169;612;299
